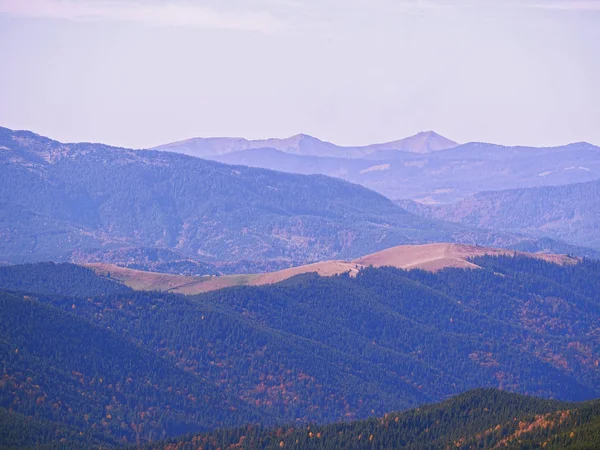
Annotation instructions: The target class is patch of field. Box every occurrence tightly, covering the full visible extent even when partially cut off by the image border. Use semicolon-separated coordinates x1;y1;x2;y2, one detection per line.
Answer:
176;274;259;294
84;263;209;292
251;260;360;285
353;243;577;271
353;243;486;270
85;261;356;295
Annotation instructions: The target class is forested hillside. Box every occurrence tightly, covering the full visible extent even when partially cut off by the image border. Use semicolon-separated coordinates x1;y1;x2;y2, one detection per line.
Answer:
0;406;112;450
400;179;600;250
141;389;600;450
0;126;456;267
0;262;131;297
0;291;261;446
1;255;600;447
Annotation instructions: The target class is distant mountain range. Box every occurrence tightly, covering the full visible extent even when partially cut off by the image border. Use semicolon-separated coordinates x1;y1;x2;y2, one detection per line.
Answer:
4;126;593;270
156;133;600;203
154;130;458;159
399;179;600;251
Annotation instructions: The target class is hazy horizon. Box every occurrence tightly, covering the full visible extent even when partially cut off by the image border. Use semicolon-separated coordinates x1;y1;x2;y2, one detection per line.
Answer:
1;0;599;149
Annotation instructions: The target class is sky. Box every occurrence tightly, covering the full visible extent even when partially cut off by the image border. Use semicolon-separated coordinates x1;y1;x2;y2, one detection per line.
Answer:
0;0;599;149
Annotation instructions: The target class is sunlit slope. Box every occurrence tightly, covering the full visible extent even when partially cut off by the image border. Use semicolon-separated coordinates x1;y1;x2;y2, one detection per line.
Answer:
86;243;578;294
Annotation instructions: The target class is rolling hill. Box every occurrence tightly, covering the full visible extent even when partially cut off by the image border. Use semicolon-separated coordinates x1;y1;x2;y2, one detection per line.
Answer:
213;142;600;203
84;243;579;295
364;141;600;202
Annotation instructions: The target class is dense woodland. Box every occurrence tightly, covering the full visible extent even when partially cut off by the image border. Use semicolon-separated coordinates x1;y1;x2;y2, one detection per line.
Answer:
141;389;600;450
3;389;599;449
0;291;262;445
0;263;132;297
1;256;600;447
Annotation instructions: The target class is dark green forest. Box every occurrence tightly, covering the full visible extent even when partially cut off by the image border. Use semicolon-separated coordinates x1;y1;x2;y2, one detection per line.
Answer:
3;389;599;449
1;255;600;447
0;262;132;297
141;389;600;450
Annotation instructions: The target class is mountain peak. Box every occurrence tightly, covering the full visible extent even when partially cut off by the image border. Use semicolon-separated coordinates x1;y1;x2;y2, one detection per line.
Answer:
415;130;439;136
368;131;458;154
289;133;315;140
565;141;599;150
279;133;323;146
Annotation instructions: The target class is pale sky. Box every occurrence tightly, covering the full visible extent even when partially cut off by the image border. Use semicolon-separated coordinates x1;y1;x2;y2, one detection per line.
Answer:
0;0;599;149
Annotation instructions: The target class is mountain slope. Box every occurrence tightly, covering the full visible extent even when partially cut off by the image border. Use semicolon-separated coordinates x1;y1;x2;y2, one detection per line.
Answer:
400;179;600;250
154;131;458;159
144;389;600;450
0;261;132;297
0;291;261;445
153;134;346;158
0;126;475;266
0;407;106;450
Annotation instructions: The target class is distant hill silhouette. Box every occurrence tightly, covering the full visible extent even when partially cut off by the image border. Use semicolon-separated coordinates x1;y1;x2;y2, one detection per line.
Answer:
156;132;600;203
154;130;458;159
